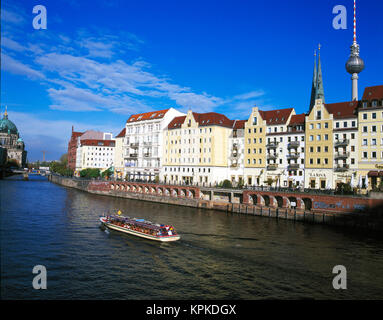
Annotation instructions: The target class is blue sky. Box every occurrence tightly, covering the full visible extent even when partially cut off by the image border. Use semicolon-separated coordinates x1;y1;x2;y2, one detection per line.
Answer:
1;0;382;161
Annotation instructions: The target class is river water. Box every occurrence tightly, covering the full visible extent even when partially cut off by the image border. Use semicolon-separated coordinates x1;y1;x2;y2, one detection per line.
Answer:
1;175;383;300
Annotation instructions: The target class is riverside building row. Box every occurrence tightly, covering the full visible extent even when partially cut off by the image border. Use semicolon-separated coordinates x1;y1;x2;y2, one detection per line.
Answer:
110;85;382;191
67;85;383;192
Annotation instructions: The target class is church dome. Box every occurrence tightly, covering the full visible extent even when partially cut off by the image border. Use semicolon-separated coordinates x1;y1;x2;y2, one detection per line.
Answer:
0;112;18;134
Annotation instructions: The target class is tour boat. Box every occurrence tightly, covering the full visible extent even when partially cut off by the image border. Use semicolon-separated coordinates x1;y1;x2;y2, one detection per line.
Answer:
99;214;180;242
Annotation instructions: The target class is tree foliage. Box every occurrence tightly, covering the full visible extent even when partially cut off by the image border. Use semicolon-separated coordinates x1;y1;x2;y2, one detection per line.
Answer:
50;161;73;177
80;168;100;178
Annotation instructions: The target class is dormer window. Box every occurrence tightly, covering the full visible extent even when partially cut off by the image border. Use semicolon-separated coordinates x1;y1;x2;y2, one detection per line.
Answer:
372;100;378;107
362;101;368;108
137;115;143;120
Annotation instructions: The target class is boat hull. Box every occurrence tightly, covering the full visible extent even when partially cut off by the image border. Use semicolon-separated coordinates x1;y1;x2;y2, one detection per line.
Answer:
100;218;180;242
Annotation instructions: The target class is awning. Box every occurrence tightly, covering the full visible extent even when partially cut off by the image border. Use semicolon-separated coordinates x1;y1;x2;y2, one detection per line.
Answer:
368;171;379;177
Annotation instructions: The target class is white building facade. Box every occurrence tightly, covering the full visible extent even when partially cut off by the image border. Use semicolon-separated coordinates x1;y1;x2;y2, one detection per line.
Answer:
123;108;184;181
75;130;115;173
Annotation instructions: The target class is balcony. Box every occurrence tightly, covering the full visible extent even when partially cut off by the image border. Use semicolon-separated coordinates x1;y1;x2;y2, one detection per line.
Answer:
286;152;300;159
288;163;300;170
267;164;278;171
287;141;300;149
144;153;152;158
334;164;349;172
266;141;279;148
334;139;349;147
267;153;278;160
126;153;138;158
230;162;238;168
143;141;152;146
130;142;139;148
334;152;350;160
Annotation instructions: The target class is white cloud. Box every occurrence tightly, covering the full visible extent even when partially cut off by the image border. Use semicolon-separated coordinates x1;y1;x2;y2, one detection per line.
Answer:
1;52;45;79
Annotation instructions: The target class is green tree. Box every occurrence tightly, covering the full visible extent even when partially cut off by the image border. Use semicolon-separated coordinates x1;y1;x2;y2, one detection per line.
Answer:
60;153;68;167
221;179;233;189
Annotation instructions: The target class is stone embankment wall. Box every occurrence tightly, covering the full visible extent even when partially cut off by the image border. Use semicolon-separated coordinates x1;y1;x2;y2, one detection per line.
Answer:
49;175;383;231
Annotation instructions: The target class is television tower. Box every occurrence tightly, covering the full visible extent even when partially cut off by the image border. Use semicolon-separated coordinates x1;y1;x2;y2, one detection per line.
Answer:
345;0;364;101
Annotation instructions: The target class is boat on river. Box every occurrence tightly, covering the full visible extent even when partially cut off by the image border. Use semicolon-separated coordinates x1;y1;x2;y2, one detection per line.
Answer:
99;214;180;242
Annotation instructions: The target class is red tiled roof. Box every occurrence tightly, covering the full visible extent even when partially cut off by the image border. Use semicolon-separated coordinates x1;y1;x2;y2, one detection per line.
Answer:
325;101;358;119
233;120;246;129
362;85;383;101
80;139;115;147
116;128;126;138
168;112;235;129
168;115;186;129
289;113;305;125
127;109;169;123
259;108;294;125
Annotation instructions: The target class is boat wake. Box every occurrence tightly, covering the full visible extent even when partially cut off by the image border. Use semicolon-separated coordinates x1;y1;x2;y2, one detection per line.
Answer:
180;232;258;242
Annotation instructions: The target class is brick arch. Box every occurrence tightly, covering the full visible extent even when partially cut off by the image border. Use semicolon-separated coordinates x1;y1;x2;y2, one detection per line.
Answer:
302;197;312;211
275;195;284;208
282;196;290;208
171;188;178;197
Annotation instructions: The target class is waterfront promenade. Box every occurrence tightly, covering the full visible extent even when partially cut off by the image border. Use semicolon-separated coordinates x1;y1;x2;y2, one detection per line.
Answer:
49;174;383;231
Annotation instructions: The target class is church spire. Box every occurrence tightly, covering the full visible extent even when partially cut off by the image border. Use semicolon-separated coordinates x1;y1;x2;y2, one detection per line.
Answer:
315;44;325;103
309;50;317;111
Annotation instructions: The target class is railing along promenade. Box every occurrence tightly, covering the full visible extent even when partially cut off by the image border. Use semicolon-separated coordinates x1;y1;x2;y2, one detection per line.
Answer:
48;173;383;231
64;174;370;198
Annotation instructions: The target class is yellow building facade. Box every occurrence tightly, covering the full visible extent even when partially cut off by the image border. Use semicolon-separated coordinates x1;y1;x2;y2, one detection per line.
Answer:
304;99;334;189
162;110;233;185
357;86;383;191
243;107;267;186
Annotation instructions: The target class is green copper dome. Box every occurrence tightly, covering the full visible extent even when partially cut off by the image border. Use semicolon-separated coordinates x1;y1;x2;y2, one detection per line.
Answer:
0;113;18;134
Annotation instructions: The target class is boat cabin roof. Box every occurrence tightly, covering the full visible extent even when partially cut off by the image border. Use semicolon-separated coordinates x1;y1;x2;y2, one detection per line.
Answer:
109;215;169;231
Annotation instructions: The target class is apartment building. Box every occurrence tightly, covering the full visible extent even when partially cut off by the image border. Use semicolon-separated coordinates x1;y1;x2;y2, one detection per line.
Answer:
285;114;306;188
326;101;359;188
243;107;267;186
114;128;125;179
228;120;246;186
161;110;234;185
304;99;334;189
123;108;184;181
357;85;383;191
75;130;115;173
263;108;295;187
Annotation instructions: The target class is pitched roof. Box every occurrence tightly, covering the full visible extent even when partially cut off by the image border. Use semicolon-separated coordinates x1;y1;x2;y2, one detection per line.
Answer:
79;130;105;141
168;115;186;129
362;85;383;101
167;112;235;129
116;128;126;138
325;101;358;119
289;113;305;125
127;109;169;123
232;120;246;129
80;139;115;147
259;108;294;125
